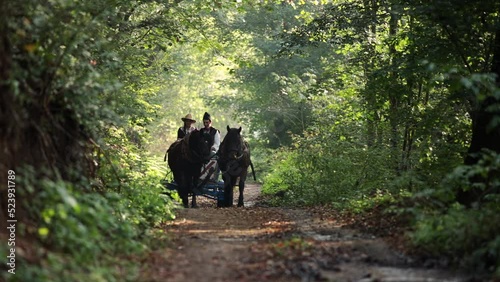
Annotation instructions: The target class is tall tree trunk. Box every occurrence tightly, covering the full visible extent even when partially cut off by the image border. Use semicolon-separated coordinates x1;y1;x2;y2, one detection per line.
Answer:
457;29;500;205
399;73;421;174
0;0;12;224
363;0;379;148
466;28;500;162
388;4;401;174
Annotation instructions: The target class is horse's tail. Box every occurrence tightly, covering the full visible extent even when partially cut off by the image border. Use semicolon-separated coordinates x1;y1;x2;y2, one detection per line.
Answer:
164;143;174;162
250;161;256;181
244;140;256;181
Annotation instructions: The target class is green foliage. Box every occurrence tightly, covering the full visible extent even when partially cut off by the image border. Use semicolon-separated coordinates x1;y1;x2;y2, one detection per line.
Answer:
94;125;177;230
1;1;186;279
2;0;500;280
4;250;138;282
411;202;500;274
255;3;499;278
5;154;174;281
409;150;500;275
119;158;177;230
262;128;396;208
213;2;328;148
447;150;500;201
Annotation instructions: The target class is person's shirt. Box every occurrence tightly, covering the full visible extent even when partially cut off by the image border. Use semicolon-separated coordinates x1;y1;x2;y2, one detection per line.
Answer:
213;129;221;153
177;126;196;140
202;127;221;153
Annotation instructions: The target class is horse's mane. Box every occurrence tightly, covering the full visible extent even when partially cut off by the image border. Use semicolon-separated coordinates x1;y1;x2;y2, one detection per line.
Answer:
167;130;203;163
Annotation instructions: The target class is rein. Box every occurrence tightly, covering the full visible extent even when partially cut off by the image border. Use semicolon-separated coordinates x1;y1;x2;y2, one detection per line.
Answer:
218;129;256;181
219;136;245;176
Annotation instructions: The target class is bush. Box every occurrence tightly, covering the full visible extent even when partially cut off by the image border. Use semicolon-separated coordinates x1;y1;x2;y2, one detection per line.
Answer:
411;202;500;274
262;133;395;208
1;157;175;282
409;150;500;276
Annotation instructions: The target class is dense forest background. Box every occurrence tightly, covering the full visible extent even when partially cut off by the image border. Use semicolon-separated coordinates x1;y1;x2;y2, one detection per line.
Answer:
1;0;499;280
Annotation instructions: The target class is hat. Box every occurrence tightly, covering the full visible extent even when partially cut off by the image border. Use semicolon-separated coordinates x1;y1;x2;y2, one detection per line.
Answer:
181;113;196;123
203;112;211;121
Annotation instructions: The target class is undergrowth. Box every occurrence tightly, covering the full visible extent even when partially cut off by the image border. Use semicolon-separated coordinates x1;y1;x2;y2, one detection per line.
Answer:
409;150;500;276
1;157;175;282
262;135;499;278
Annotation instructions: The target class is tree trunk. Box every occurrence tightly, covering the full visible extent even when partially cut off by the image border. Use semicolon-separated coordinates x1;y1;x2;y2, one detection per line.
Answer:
457;29;500;205
363;0;379;148
0;0;12;224
388;3;401;174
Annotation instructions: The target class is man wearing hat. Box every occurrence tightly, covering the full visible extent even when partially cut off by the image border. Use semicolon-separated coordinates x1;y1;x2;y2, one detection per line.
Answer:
201;112;220;156
177;113;197;140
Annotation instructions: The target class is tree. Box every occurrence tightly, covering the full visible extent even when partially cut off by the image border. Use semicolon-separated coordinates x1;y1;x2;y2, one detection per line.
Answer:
401;0;500;204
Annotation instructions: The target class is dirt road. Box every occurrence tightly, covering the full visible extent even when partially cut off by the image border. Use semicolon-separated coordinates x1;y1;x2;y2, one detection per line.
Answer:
140;184;468;282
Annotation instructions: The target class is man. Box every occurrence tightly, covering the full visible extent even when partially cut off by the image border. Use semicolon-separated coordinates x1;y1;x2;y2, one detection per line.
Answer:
194;112;221;188
164;113;197;163
201;112;220;156
177;113;197;140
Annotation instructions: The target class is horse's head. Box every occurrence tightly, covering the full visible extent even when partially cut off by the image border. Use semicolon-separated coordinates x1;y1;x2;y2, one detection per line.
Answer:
221;126;243;160
189;129;212;163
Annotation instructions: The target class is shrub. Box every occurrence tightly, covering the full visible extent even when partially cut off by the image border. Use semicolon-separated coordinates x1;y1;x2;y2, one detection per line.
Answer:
262;133;395;208
409;150;500;276
1;157;175;282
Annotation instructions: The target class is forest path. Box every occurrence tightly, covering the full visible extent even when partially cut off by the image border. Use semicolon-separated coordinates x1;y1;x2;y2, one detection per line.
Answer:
140;184;467;282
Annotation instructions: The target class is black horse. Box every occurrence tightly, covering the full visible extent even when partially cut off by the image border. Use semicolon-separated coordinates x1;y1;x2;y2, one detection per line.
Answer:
218;126;256;207
167;130;212;208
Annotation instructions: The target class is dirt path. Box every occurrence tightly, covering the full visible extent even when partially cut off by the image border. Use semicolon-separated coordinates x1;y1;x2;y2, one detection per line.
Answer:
140;184;468;282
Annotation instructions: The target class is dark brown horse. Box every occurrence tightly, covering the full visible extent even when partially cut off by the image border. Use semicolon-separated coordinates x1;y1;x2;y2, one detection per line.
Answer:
218;126;256;207
167;130;212;208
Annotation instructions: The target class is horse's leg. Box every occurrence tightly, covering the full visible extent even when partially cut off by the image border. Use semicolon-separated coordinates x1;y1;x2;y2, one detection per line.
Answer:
182;193;189;208
191;194;198;208
179;173;191;208
222;173;234;207
179;185;189;208
178;174;189;208
191;175;199;208
237;171;248;207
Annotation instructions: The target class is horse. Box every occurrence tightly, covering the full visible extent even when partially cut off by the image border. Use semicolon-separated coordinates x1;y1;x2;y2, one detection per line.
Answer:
167;130;212;208
217;126;256;207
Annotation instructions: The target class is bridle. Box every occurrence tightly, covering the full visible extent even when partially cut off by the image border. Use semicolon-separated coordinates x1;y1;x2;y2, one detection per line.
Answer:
219;135;244;176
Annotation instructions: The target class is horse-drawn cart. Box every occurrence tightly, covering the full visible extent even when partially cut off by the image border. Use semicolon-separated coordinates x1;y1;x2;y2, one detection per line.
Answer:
163;158;227;207
164;126;255;208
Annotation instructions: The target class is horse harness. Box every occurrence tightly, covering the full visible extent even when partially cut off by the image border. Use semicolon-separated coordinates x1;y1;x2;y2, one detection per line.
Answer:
180;133;205;164
219;138;248;177
165;132;205;164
